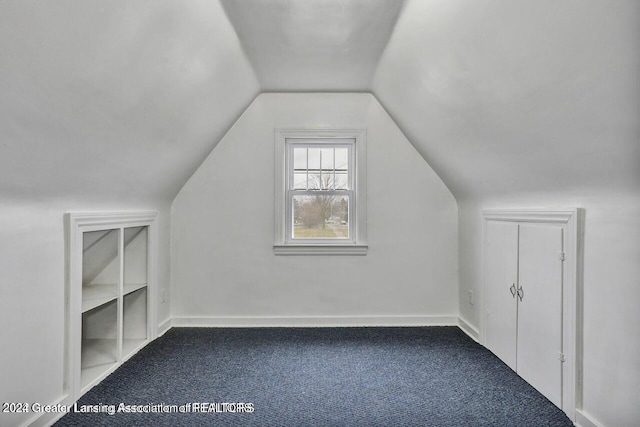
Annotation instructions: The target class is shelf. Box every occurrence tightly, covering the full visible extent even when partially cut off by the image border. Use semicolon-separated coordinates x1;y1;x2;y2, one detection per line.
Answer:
123;287;147;357
124;226;148;285
81;338;118;368
70;212;157;403
123;338;147;359
82;284;118;313
83;229;119;286
81;299;117;391
81;362;118;391
124;283;147;296
82;283;147;312
81;338;117;390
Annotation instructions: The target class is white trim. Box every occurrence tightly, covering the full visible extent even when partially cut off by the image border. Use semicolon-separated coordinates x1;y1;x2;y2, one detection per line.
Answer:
147;221;160;344
481;209;576;223
158;317;173;337
458;317;480;342
65;211;158;407
575;409;605;427
274;129;367;255
66;211;157;229
16;393;71;427
480;208;582;422
171;315;458;328
273;244;368;255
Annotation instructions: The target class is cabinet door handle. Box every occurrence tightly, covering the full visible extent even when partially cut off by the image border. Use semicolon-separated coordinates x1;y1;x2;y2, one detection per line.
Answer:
510;283;517;298
517;285;524;301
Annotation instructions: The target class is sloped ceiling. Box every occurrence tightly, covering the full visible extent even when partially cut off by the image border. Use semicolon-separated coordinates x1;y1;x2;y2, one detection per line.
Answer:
0;0;259;202
373;0;640;200
220;0;404;91
1;0;637;203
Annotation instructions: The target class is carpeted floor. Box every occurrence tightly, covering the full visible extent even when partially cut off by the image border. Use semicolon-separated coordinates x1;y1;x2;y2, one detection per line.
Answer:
55;327;573;426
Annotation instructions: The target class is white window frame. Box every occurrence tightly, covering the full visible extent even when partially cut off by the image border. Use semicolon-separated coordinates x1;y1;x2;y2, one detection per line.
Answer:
274;129;367;255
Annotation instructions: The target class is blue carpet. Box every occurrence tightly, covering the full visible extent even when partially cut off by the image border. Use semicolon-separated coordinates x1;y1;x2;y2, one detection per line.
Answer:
55;327;573;426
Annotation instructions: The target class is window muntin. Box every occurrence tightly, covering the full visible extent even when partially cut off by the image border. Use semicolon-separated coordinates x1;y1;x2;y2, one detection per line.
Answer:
286;139;355;243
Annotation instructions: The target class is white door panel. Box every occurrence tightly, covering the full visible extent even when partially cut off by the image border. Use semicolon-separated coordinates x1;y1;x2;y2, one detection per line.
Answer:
484;221;519;370
517;223;564;408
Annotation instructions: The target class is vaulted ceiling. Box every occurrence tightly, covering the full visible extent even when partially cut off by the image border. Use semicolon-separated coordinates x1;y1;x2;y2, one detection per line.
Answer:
220;0;404;91
0;0;259;202
1;0;638;203
374;0;640;200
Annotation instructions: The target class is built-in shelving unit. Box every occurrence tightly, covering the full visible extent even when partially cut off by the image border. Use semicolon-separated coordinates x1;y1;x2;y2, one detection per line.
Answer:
82;229;119;313
67;212;157;402
123;287;148;358
81;300;118;390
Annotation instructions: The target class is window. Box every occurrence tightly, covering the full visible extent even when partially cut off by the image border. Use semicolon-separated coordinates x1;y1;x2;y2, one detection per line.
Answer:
274;130;367;255
289;141;352;240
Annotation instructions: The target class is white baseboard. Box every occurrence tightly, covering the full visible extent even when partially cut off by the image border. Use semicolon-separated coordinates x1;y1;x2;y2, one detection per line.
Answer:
157;317;172;337
575;409;605;427
171;315;459;328
15;393;71;427
457;317;480;342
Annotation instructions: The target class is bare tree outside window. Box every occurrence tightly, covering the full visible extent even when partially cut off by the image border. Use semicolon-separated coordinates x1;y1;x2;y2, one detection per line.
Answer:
291;146;350;239
293;195;349;238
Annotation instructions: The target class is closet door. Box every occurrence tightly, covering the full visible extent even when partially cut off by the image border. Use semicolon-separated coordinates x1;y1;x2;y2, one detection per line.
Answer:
484;221;519;370
517;223;563;408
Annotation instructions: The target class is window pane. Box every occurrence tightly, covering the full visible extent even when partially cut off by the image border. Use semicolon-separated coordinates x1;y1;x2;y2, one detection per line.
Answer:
320;148;334;190
308;148;320;171
292;195;349;239
335;148;348;172
318;172;332;190
308;172;322;190
293;172;308;190
334;171;348;190
293;147;307;171
320;148;334;170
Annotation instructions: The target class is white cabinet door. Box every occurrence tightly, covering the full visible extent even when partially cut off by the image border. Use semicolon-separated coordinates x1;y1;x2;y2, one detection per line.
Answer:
517;223;564;408
485;221;519;370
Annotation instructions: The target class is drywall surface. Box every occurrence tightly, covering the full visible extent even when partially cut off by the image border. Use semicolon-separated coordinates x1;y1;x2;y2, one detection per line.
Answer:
220;0;404;91
0;198;171;427
373;0;640;200
0;0;259;201
458;192;640;426
171;93;458;321
374;2;640;423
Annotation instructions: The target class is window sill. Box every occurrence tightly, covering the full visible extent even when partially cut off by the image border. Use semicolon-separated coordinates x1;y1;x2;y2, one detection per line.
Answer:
273;244;368;256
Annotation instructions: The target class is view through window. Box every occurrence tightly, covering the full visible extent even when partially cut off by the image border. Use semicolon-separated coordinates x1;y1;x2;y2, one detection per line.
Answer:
287;141;354;240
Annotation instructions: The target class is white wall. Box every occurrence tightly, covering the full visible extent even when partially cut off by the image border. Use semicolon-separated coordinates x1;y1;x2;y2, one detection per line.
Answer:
374;1;640;424
0;198;171;427
458;192;640;427
0;2;255;424
171;93;458;324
